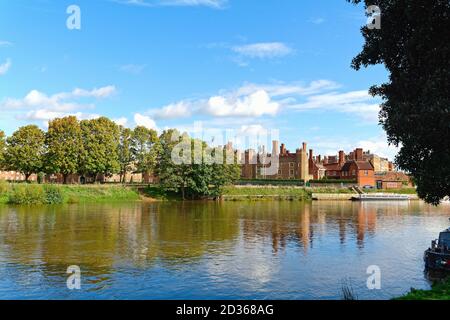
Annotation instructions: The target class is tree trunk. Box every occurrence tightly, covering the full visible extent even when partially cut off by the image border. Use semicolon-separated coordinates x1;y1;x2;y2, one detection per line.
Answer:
181;186;185;200
63;174;69;185
25;173;31;182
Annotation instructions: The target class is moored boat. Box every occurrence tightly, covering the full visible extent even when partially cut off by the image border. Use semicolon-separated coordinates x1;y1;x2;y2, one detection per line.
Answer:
424;220;450;272
352;193;410;201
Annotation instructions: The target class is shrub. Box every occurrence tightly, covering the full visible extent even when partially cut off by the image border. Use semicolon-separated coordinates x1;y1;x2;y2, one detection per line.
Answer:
9;184;46;205
0;179;8;195
44;185;64;204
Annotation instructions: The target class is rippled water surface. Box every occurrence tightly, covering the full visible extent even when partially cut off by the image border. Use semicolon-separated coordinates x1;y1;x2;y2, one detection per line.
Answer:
0;200;448;300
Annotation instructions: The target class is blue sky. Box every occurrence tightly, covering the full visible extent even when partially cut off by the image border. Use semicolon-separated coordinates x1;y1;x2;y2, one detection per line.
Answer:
0;0;399;159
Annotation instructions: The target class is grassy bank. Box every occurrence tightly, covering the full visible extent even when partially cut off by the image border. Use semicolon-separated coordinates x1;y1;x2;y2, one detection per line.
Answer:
395;277;450;300
0;182;140;205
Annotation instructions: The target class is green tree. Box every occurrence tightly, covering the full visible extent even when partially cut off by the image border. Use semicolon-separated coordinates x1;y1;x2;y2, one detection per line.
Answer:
118;126;133;183
5;125;46;181
157;130;240;200
131;126;159;179
45;116;83;184
348;0;450;204
80;117;120;182
0;130;5;169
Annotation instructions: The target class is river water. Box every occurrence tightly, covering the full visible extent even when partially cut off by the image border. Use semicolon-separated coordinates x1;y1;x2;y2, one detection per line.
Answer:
0;200;448;300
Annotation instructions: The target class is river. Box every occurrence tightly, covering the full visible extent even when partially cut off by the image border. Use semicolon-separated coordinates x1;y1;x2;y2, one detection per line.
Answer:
0;200;448;300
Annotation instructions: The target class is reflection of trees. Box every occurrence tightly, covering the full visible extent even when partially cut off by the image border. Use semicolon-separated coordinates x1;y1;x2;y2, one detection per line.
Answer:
0;200;436;281
0;202;240;279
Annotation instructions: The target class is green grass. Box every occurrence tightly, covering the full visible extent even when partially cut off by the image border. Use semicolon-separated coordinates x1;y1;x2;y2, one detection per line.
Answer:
365;188;417;195
395;277;450;300
0;182;140;205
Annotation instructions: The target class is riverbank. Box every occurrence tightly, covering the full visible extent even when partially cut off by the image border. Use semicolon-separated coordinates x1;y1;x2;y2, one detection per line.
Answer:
0;182;140;205
395;277;450;300
0;181;419;204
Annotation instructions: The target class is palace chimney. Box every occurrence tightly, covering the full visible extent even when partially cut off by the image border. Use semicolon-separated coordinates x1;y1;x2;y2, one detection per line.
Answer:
339;150;345;166
355;148;363;161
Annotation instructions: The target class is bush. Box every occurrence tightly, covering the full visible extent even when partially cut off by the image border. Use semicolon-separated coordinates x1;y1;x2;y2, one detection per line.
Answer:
9;184;46;205
0;180;8;195
43;185;64;204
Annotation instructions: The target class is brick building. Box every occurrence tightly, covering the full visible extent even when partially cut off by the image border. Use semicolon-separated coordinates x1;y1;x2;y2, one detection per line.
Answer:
240;141;311;181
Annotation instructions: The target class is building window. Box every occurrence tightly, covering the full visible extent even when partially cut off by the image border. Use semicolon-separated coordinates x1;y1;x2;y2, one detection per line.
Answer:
290;169;294;176
364;170;369;176
352;170;356;176
289;162;294;168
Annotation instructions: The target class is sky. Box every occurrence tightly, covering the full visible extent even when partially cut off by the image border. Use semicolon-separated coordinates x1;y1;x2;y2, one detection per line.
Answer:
0;0;399;160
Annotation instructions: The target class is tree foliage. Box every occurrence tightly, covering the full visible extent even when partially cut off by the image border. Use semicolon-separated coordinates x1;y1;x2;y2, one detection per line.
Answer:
0;130;5;169
80;117;120;181
45;116;83;184
156;130;241;199
131;126;159;176
5;125;46;181
348;0;450;204
118;126;133;183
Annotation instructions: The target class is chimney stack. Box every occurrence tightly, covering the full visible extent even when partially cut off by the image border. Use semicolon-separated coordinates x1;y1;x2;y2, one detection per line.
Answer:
318;155;322;163
355;148;363;161
309;149;313;161
302;142;307;151
280;143;286;155
339;150;345;166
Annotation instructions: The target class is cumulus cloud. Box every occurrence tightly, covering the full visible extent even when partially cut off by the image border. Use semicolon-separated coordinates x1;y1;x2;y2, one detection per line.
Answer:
205;90;280;117
0;58;12;75
289;90;381;123
151;101;192;119
2;85;116;111
1;85;117;125
134;113;158;130
113;117;129;127
145;80;342;120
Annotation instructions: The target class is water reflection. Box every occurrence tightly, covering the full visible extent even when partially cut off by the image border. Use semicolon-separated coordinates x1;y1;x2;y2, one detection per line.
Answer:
0;201;448;299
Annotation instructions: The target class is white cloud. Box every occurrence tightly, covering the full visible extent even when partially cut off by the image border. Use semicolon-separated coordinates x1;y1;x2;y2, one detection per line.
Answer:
310;134;399;161
119;64;147;75
289;90;381;123
113;117;129;127
115;0;227;8
151;101;192;119
0;58;12;75
206;90;280;117
2;85;116;111
145;80;339;120
134;113;158;130
232;42;293;59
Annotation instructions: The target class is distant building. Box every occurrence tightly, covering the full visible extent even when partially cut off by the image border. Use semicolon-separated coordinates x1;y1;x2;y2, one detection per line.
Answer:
375;171;413;189
240;141;311;181
0;171;37;182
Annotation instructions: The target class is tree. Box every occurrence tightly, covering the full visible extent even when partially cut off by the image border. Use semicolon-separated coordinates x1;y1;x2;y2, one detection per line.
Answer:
131;126;159;179
5;125;46;181
348;0;450;204
156;130;240;200
45;116;83;184
80;117;120;182
0;130;5;169
118;126;133;183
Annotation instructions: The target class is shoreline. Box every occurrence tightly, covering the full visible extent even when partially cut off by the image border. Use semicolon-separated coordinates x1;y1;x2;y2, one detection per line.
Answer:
0;182;420;205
